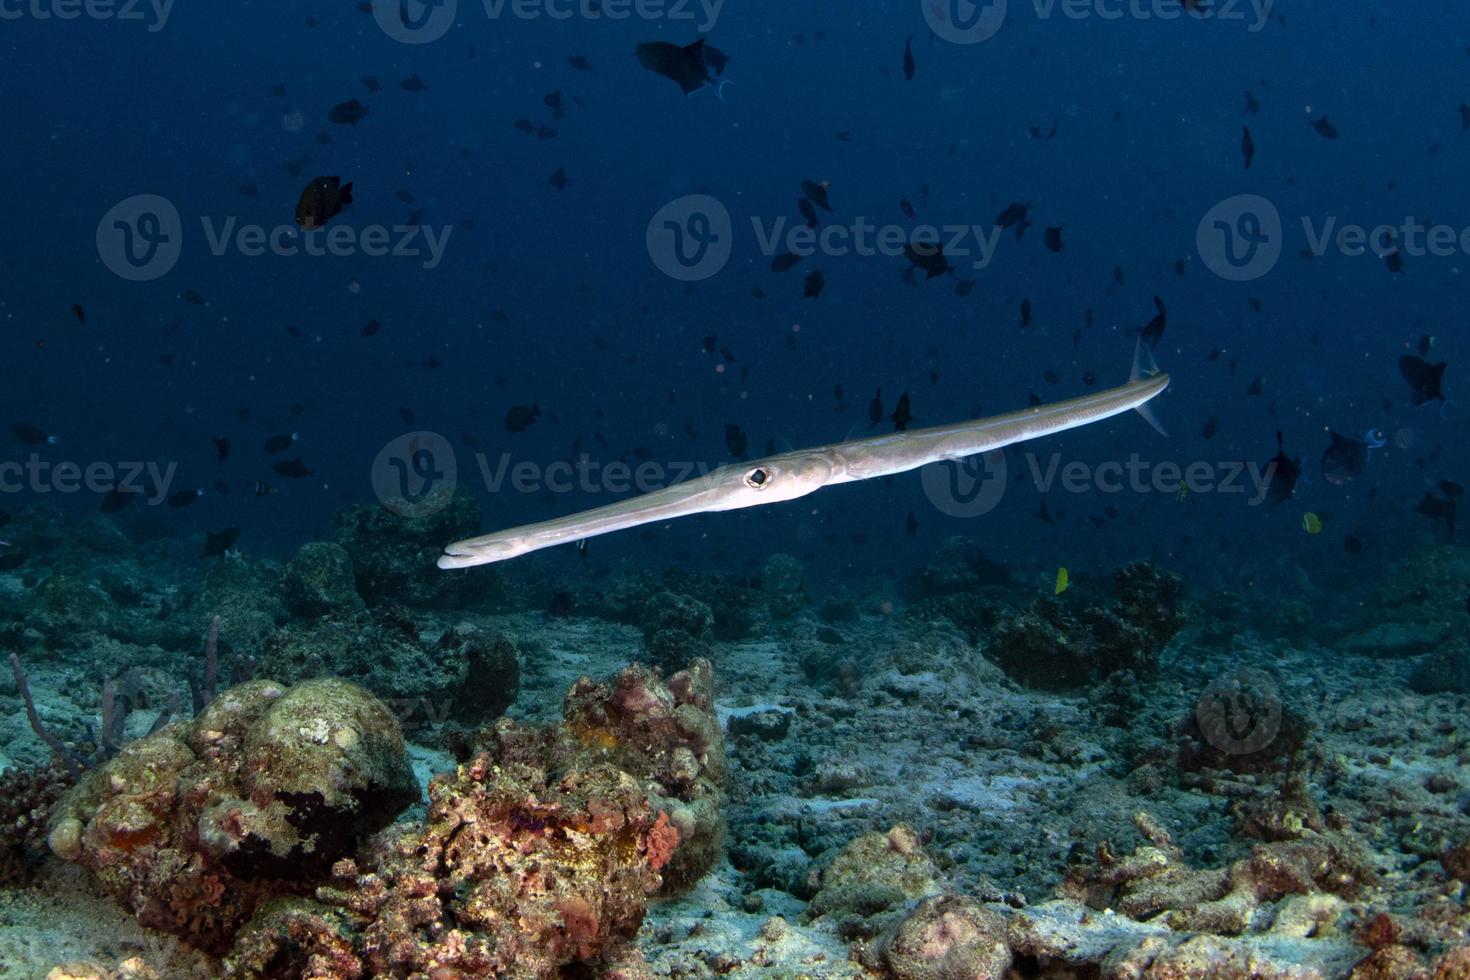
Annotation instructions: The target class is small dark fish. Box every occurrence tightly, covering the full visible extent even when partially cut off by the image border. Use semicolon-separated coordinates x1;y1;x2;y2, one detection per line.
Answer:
505;403;541;433
868;389;883;428
284;154;313;178
100;487;137;513
543;89;565;119
1139;296;1167;349
996;202;1029;228
635;38;730;96
1384;250;1404;274
361;75;380;93
396;406;416;426
71;304;86;324
1248;297;1263;313
271;83;287;98
800;179;833;212
1202;416;1218;439
1342;533;1365;555
294;176;353;229
1414;484;1458;538
210;436;231;462
513;118;534;134
798;197;818;228
890;391;913;431
1398;355;1446;404
203;527;241;557
1242;126;1255;168
536;125;557;140
568;54;592;70
285;324;304;339
1321;430;1369;486
1244;90;1260;114
1264;431;1301;503
1082;371;1097;386
11;423;55;445
182;289;207;306
1036;500;1057;525
902;35;914;81
1247;376;1264;396
237;183;259;198
264;433;296;454
168;489;203;509
401;73;427;93
1028;121;1058;140
395;188;416;205
905;511;918;536
955;279;975;297
548;167;569;190
903;241;951;279
273;457;312;479
771;252;802;273
361;318;382;338
329;98;369;126
803;269;825;298
1311;115;1339;139
1044;226;1064;253
1020;299;1032;328
1417;335;1433;355
724;423;748;457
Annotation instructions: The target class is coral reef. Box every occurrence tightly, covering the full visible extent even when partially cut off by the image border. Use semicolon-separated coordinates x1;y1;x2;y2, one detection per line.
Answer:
226;660;726;978
988;561;1185;689
47;678;418;952
639;590;715;671
0;762;75;886
259;613;521;734
334;487;492;609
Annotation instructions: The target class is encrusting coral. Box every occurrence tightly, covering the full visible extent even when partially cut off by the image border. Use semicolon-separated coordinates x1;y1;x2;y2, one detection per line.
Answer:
46;678;419;953
226;659;725;978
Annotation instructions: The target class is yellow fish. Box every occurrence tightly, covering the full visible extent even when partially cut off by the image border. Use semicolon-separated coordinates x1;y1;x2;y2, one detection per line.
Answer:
1054;566;1070;595
1302;512;1323;534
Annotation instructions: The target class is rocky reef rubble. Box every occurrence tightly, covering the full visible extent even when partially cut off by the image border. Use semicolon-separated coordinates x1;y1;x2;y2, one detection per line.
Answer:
45;678;420;952
225;659;725;977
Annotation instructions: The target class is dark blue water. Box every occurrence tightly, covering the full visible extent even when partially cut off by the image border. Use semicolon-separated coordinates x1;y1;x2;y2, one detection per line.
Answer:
1;1;1461;595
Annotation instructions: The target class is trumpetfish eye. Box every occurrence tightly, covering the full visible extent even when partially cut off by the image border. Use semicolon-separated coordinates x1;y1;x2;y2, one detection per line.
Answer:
744;467;771;489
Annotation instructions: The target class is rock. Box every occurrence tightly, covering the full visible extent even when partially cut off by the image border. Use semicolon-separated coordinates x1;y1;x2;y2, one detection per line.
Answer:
874;895;1011;980
48;678;418;952
281;542;364;617
727;707;792;742
1337;621;1449;659
760;554;807;620
808;825;940;938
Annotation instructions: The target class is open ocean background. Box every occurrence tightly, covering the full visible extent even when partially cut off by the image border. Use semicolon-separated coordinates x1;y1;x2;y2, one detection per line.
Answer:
1;0;1462;594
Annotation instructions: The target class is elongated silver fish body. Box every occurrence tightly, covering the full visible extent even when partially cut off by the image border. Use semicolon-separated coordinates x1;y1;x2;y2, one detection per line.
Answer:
437;370;1168;570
